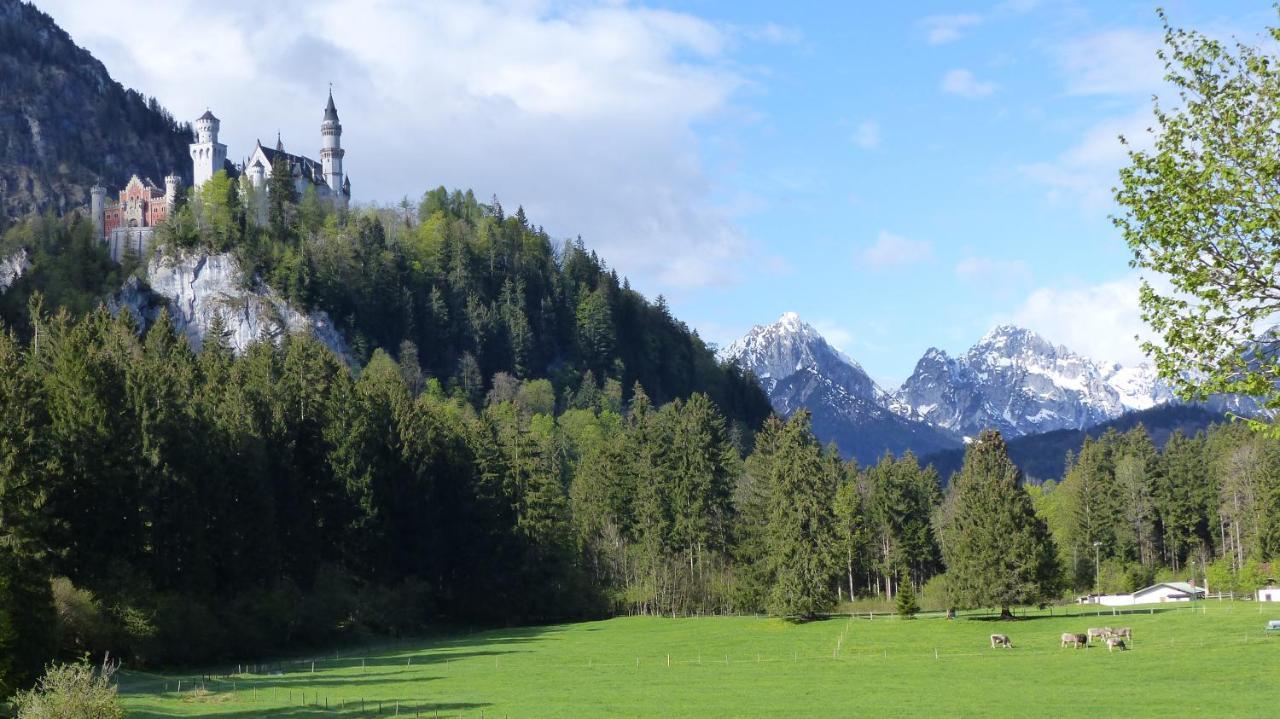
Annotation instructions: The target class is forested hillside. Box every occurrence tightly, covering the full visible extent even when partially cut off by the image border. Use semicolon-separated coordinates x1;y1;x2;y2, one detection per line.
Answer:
923;404;1227;482
0;0;193;225
1030;422;1280;594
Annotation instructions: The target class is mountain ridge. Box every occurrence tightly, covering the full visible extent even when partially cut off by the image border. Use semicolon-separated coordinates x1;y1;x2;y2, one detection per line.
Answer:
723;312;1260;464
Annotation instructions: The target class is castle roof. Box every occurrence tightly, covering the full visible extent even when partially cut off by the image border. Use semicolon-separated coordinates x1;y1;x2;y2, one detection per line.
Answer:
197;109;218;122
252;142;327;188
324;91;339;122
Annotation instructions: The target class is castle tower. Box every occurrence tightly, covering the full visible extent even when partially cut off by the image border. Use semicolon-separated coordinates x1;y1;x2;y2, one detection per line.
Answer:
164;173;181;208
190;110;226;187
319;90;345;204
90;183;106;240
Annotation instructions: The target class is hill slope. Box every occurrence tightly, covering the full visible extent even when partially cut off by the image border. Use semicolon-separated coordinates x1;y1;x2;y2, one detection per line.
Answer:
921;403;1227;482
0;0;193;224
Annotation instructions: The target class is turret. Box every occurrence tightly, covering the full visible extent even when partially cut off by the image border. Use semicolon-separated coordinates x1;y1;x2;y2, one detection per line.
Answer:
90;183;106;240
320;89;345;203
164;173;181;208
247;159;265;189
190;109;227;188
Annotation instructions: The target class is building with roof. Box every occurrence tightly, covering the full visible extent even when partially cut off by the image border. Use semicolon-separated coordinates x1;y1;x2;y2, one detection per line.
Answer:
90;173;180;263
91;90;350;260
1090;581;1207;607
206;90;350;211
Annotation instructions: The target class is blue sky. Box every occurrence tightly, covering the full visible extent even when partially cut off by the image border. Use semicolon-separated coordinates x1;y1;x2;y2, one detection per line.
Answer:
36;0;1278;386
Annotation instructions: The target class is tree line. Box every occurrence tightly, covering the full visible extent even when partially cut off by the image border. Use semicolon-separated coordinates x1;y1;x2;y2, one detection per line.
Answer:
0;169;1277;700
0;290;1069;692
1032;424;1280;595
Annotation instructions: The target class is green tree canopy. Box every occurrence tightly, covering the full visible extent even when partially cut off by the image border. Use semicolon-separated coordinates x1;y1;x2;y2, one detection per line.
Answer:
936;430;1060;616
1115;10;1280;421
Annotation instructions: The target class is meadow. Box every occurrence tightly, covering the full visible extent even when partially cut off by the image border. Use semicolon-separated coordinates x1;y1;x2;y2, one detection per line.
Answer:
118;601;1280;718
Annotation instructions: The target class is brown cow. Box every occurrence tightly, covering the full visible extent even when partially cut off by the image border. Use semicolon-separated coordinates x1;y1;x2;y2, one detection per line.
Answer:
990;634;1012;649
1106;637;1127;652
1061;632;1087;649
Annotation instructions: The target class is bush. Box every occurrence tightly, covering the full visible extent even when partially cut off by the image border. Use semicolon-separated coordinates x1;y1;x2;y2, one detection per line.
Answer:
920;574;952;612
50;578;109;660
0;551;56;697
12;658;122;719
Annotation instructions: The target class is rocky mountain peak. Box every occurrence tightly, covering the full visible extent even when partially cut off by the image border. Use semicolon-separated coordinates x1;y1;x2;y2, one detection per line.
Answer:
724;313;961;462
723;312;868;389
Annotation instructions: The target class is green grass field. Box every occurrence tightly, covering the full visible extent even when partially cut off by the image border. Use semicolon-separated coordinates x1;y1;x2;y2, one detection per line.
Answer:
118;601;1280;718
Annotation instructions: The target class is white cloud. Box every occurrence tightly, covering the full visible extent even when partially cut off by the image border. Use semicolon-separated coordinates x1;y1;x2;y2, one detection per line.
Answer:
741;22;803;45
859;231;933;268
852;120;881;149
1054;30;1165;96
941;68;997;98
1020;109;1154;210
922;14;983;45
1007;275;1154;365
955;256;1032;287
34;0;760;291
812;320;855;355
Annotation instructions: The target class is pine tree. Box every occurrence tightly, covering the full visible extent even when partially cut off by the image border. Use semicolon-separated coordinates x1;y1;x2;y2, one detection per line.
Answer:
765;411;838;619
936;430;1060;617
895;571;919;618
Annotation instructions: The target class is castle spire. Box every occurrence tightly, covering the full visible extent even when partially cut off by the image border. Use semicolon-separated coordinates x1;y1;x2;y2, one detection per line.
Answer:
324;87;339;122
276;131;283;152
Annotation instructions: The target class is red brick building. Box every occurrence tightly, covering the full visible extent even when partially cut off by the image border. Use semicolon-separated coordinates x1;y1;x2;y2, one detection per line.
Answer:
91;173;180;263
102;175;175;235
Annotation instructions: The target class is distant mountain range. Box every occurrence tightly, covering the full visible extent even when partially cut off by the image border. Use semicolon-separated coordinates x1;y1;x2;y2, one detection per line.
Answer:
722;312;1257;468
722;313;957;463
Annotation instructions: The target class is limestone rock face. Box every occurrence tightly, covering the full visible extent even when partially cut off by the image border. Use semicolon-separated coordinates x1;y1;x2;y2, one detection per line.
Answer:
113;251;348;359
0;248;30;293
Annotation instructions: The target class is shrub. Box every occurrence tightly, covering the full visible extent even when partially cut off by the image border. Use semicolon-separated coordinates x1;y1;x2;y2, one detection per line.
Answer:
920;574;952;612
12;658;122;719
50;578;109;659
0;551;56;696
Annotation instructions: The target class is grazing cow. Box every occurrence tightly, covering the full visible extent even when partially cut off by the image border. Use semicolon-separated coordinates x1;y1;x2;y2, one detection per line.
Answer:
1061;632;1087;649
1087;627;1111;644
990;634;1012;649
1106;637;1127;652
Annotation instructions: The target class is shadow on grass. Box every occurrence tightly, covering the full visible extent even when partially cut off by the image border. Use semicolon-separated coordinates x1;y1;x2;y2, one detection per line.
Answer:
118;623;567;715
125;699;491;718
966;606;1185;622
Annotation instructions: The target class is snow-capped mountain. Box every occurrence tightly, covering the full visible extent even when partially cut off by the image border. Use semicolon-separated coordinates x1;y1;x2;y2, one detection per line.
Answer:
892;325;1167;438
723;313;961;463
1102;363;1175;412
726;315;1263;461
722;312;881;402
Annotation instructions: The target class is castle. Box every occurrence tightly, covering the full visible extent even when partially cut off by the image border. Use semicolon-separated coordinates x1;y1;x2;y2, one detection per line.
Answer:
91;90;351;261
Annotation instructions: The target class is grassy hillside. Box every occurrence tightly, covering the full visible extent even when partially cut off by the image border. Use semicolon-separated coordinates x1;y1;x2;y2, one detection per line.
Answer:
117;602;1278;717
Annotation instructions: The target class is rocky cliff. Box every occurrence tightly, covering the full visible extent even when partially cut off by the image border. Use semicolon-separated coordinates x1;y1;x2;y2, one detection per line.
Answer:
114;252;349;359
0;247;29;293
